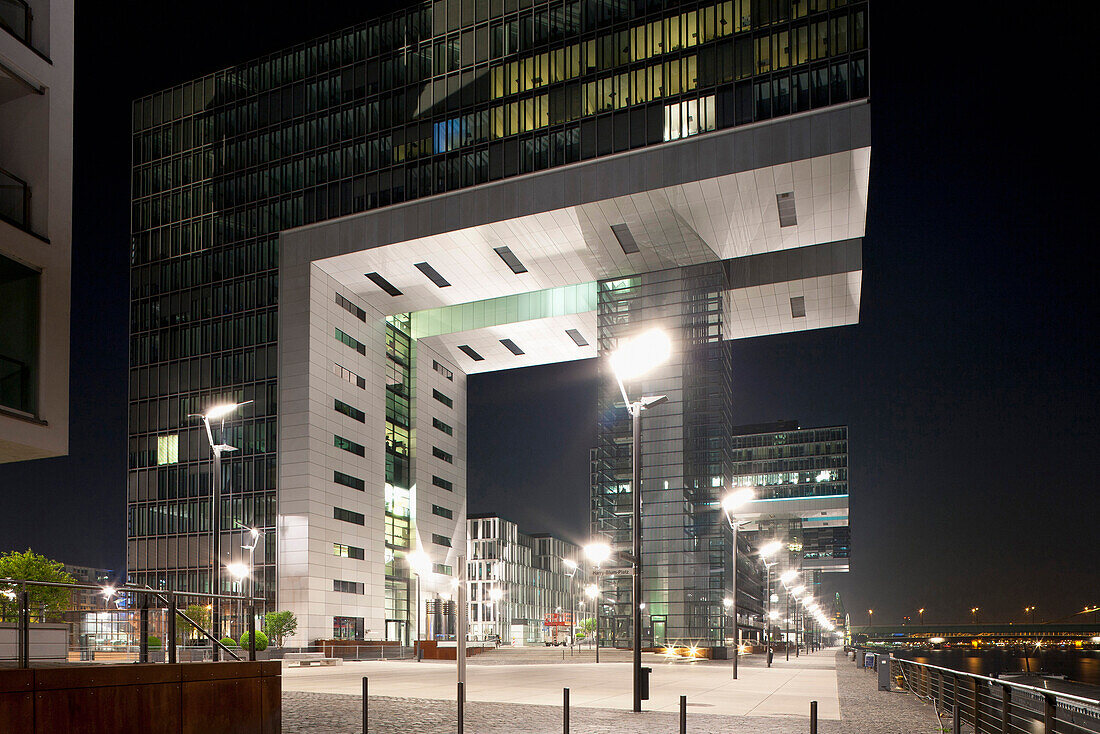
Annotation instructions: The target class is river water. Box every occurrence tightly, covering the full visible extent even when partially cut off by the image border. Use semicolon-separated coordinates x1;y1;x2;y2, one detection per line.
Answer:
892;648;1100;689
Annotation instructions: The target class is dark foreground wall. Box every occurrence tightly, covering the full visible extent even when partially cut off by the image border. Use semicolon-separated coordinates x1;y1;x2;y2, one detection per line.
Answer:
0;660;280;733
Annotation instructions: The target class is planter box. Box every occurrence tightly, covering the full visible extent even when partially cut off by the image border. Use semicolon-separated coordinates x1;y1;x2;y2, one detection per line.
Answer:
0;622;68;662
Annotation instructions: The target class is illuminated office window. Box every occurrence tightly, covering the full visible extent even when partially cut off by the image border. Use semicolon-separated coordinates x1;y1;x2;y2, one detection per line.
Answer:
157;435;178;465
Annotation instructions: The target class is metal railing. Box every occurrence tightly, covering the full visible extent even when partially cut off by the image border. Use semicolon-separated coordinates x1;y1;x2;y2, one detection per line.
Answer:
0;165;30;229
1;577;266;667
0;0;31;45
890;655;1100;734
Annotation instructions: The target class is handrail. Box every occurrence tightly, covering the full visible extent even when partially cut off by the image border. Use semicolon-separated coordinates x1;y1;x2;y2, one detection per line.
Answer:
0;576;265;604
885;652;1100;707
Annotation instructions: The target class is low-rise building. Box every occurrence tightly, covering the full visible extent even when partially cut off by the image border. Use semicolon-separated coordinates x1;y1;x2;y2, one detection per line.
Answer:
467;514;585;646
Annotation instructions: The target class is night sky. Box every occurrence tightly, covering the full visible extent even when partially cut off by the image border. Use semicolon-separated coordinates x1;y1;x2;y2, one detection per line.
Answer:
0;2;1094;627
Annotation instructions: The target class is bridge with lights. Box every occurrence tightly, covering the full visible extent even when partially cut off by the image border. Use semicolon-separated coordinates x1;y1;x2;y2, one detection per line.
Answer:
852;623;1100;645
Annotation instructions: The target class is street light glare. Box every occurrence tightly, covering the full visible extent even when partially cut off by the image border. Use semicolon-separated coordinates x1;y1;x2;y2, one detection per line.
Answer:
721;488;755;514
758;540;783;557
583;542;612;565
226;562;249;579
779;570;798;584
202;401;250;420
609;328;671;381
407;550;432;575
562;558;577;570
790;585;805;596
585;584;599;599
489;587;504;602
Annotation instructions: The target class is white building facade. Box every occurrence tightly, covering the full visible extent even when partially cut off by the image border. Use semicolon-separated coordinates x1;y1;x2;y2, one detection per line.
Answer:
0;0;72;462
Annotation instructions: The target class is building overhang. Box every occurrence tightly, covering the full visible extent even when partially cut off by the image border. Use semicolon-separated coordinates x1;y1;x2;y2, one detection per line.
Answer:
281;101;869;373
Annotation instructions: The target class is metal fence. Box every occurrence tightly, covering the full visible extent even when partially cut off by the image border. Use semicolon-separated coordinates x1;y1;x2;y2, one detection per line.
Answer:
890;655;1100;734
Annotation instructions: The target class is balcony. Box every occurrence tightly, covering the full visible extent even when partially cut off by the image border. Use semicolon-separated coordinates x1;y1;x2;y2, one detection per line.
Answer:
0;165;29;230
0;0;30;46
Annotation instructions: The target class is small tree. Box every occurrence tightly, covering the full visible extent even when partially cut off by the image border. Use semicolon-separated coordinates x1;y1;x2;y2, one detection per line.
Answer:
239;631;269;651
219;636;239;649
263;610;298;647
0;549;76;622
176;604;212;644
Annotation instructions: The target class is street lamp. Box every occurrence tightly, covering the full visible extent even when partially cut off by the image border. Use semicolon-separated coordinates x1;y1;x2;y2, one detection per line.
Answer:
563;558;580;655
758;540;783;667
721;488;754;680
918;608;925;625
781;571;799;661
610;327;670;714
191;399;251;659
971;607;979;625
1024;606;1035;624
489;586;504;643
407;551;432;645
585;583;600;663
868;609;874;627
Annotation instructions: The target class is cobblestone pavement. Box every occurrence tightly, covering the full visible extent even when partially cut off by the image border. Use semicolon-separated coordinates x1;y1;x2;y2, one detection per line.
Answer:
283;651;946;733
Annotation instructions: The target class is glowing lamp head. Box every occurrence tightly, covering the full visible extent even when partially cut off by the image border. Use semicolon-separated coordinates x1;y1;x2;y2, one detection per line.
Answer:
779;570;798;585
758;540;784;558
489;587;504;602
583;542;612;565
609;328;671;381
226;562;249;580
723;597;733;608
790;585;805;596
406;551;432;575
562;558;578;571
721;488;755;514
203;402;246;420
585;584;599;599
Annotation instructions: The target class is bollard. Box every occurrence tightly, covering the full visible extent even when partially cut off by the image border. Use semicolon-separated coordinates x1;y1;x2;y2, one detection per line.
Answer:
139;596;149;663
19;589;29;668
362;677;368;734
679;695;687;734
810;700;818;734
953;700;961;734
563;687;569;734
167;595;177;664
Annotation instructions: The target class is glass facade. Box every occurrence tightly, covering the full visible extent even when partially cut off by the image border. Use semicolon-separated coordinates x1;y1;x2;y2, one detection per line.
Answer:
733;421;850;615
127;0;868;630
592;262;765;647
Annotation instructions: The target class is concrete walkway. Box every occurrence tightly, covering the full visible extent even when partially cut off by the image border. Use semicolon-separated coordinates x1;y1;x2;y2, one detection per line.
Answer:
283;650;841;719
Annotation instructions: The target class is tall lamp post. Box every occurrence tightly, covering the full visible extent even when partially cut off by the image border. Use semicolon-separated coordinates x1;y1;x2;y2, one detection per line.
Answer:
720;488;754;680
489;587;504;642
779;571;798;661
918;607;925;626
407;551;432;646
192;400;251;660
563;558;579;655
609;327;671;714
758;540;783;667
585;584;600;662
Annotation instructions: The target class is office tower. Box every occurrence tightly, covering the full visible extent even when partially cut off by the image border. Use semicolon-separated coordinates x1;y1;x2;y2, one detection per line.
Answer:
128;0;870;644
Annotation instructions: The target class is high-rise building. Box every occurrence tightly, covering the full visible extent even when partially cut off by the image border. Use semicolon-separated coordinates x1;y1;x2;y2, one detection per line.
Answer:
0;0;73;463
127;0;870;645
731;420;849;644
467;513;584;645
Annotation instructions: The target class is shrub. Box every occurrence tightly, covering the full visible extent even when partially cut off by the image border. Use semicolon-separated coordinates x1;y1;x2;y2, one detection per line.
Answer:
239;631;269;651
219;636;239;649
146;635;162;649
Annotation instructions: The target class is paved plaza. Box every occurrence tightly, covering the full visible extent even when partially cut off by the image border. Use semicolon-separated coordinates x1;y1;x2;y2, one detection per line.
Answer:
283;650;945;733
283;649;840;718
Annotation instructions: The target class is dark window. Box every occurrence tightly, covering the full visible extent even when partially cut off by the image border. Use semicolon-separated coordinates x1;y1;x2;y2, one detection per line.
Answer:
334;435;366;456
333;616;365;640
565;329;588;347
457;344;484;361
431;533;452;547
334;579;365;594
334;470;365;491
433;475;454;491
433;563;452;575
433;389;453;408
0;255;39;416
499;338;524;355
432;446;453;463
334;399;366;422
493;246;527;274
432;417;453;435
365;272;403;296
432;504;454;520
335;293;366;322
335;328;367;355
432;360;454;380
414;261;451;287
334;507;365;525
334;542;365;560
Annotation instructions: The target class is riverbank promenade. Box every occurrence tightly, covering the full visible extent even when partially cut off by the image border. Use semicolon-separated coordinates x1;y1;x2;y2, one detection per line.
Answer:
283;649;944;733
